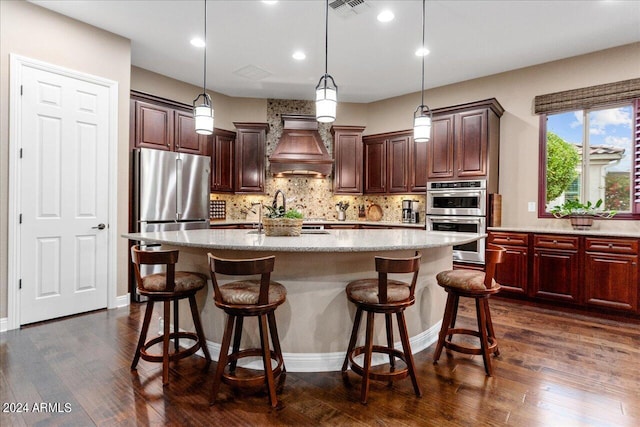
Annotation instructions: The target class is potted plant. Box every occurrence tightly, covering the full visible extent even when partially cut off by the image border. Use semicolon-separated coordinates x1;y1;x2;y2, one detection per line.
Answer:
549;199;616;230
263;205;304;236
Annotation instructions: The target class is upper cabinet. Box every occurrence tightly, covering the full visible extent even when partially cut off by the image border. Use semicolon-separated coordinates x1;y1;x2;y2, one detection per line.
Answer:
210;128;235;193
363;130;423;194
131;92;208;156
427;98;503;183
233;122;268;193
331;126;365;195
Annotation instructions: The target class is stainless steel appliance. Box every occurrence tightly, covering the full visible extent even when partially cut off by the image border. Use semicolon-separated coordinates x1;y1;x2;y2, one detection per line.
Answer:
426;180;487;264
132;148;211;301
402;199;412;223
410;200;420;224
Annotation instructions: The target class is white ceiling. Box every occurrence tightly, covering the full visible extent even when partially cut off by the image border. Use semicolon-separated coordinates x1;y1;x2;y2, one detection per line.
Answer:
30;0;640;103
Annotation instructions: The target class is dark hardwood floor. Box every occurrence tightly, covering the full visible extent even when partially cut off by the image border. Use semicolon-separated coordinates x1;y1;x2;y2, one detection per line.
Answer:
1;298;639;426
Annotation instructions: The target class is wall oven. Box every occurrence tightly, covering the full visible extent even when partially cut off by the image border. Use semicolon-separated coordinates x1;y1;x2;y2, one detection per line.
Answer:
426;215;486;264
426;180;487;264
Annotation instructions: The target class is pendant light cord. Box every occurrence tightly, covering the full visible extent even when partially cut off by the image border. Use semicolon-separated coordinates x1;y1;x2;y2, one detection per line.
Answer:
324;0;329;77
420;0;425;107
203;0;207;94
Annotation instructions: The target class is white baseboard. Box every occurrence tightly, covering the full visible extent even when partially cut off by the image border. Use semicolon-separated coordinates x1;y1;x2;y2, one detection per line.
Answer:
115;294;130;308
0;317;7;333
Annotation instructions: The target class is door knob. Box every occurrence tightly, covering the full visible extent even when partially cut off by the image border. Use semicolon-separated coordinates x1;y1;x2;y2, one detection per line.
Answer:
92;223;106;230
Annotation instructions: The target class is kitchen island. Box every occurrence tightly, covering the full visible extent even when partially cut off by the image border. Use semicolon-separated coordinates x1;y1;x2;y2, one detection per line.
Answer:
123;228;484;372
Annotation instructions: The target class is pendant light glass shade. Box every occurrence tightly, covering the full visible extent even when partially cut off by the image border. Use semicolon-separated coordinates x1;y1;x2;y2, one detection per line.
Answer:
413;0;431;142
413;104;432;142
193;0;214;135
316;0;337;123
194;93;214;135
315;74;337;123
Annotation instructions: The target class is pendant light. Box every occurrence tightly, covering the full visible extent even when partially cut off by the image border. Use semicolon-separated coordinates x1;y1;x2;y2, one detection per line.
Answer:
413;0;432;142
193;0;214;135
315;0;337;123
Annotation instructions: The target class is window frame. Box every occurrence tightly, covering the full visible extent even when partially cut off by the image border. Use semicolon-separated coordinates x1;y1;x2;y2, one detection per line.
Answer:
537;97;639;220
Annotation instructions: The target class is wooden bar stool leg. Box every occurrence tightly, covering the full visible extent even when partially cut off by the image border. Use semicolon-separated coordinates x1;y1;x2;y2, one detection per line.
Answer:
188;295;211;364
267;312;285;372
433;293;456;363
342;307;363;374
229;317;244;373
132;300;155;370
360;311;375;405
162;300;171;385
258;314;278;408
397;311;421;397
210;314;235;406
447;294;460;341
173;299;180;353
483;298;499;356
385;313;395;370
475;297;493;376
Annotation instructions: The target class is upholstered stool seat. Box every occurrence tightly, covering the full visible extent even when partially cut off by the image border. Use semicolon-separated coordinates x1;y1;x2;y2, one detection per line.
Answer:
342;252;422;405
208;254;286;408
433;246;505;376
130;246;212;386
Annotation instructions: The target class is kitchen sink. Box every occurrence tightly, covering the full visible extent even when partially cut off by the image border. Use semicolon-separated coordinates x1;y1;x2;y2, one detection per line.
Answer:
247;229;330;235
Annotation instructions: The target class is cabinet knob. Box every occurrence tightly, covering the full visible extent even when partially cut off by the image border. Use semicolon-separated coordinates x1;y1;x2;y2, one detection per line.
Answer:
506;236;511;241
608;243;613;248
552;240;558;244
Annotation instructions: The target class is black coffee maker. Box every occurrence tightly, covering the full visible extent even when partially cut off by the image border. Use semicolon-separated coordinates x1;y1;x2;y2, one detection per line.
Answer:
402;199;412;223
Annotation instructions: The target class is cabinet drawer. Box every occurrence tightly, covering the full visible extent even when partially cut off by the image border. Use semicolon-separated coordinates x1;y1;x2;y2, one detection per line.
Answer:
489;232;528;246
534;234;579;250
585;238;638;254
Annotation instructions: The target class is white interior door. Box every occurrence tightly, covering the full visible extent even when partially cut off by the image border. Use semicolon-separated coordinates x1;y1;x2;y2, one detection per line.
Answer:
19;64;110;325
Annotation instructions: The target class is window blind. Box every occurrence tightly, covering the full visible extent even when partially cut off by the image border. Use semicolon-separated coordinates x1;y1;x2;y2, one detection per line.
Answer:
534;78;640;115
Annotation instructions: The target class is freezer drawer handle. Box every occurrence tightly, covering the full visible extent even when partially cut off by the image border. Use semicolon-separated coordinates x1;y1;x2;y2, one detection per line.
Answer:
92;223;106;230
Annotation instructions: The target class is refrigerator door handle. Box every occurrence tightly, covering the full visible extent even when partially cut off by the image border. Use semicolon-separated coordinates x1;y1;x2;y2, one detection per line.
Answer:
176;157;183;220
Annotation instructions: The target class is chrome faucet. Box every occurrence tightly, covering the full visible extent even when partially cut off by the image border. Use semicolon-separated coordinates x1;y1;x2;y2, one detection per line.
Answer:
272;189;286;213
251;202;264;234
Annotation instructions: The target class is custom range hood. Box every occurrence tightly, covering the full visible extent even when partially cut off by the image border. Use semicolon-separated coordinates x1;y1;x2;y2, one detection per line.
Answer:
269;114;333;176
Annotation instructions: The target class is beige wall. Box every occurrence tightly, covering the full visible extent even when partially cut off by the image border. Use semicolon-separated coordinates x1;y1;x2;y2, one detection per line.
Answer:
0;0;131;318
366;42;640;234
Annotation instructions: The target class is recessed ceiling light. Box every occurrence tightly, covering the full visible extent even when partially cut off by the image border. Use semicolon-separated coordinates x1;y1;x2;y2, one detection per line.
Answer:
190;37;205;48
415;47;430;57
292;51;306;60
377;10;394;22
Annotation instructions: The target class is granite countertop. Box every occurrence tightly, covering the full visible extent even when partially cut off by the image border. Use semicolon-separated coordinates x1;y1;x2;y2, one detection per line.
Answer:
123;229;483;252
488;226;640;238
210;219;426;228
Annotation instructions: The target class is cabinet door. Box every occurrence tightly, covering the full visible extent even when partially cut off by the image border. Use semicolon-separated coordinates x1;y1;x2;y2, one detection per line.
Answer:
174;111;207;155
234;123;267;193
585;252;638;312
211;131;234;192
333;128;363;194
387;135;410;193
410;136;428;192
134;101;172;151
495;245;528;295
532;248;580;302
363;137;386;194
428;114;454;179
456;109;488;177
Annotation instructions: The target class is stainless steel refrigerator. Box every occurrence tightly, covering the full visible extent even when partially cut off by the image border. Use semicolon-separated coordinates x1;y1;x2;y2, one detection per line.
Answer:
132;148;210;300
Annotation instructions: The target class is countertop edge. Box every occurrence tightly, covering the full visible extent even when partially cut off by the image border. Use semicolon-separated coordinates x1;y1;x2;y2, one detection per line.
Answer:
488;226;640;238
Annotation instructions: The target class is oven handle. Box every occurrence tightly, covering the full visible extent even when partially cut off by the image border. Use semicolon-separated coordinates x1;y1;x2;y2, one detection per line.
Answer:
428;217;484;225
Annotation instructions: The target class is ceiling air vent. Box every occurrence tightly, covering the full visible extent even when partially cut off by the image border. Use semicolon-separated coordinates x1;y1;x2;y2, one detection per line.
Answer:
329;0;370;18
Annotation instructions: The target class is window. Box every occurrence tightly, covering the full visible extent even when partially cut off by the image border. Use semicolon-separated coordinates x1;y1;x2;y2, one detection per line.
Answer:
535;79;640;219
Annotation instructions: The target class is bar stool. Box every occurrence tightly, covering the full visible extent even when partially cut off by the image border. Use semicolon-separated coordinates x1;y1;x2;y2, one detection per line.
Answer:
130;245;212;385
433;245;506;376
207;254;286;408
342;251;422;405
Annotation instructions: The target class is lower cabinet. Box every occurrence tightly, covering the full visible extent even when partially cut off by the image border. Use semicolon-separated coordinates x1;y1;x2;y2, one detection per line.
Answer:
488;231;640;315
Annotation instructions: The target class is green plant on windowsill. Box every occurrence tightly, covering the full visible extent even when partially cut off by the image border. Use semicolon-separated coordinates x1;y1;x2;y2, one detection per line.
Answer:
549;199;616;230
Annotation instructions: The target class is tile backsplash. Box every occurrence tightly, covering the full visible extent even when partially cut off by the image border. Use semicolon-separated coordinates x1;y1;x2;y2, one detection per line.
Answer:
211;99;425;223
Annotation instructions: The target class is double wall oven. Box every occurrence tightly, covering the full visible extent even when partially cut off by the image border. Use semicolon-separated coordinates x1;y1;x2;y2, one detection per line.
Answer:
426;180;487;264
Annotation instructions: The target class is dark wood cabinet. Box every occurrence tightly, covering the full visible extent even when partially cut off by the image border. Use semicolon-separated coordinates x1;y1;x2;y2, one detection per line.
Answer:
428;99;502;183
331;126;365;194
363;131;421;194
210;129;235;193
363;136;386;194
234;122;268;193
132;94;208;156
488;232;528;295
532;235;580;303
584;238;638;312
